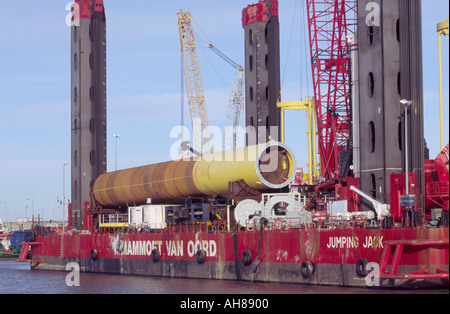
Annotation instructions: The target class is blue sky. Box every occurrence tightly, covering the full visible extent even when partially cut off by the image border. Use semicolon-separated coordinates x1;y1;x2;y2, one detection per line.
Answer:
0;0;448;221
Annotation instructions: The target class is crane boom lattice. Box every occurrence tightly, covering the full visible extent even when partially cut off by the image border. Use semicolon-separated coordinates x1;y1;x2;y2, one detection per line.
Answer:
224;67;245;151
178;11;213;154
306;0;357;180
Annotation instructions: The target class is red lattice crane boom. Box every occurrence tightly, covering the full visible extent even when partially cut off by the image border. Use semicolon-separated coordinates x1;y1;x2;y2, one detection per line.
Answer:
306;0;357;181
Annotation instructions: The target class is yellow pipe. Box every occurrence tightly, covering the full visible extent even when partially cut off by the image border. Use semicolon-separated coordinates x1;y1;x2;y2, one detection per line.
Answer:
93;142;296;208
100;223;129;228
193;142;296;195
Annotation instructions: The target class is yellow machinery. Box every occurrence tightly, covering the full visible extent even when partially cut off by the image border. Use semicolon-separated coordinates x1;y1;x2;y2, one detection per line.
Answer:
178;11;213;155
437;19;449;151
277;97;319;184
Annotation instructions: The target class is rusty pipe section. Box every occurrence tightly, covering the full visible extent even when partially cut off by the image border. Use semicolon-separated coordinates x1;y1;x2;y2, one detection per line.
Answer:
93;142;296;208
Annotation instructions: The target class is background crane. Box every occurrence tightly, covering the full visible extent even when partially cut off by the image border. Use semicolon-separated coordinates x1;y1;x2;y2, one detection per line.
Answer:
178;11;213;155
306;0;357;181
224;66;245;151
206;44;245;151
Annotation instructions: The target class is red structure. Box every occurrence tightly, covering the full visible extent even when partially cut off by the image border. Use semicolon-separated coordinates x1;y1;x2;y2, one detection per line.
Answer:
306;0;357;180
379;239;449;280
390;144;449;225
74;0;92;18
242;0;278;27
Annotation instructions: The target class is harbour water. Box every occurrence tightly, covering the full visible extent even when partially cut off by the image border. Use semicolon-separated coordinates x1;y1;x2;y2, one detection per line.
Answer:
1;260;446;295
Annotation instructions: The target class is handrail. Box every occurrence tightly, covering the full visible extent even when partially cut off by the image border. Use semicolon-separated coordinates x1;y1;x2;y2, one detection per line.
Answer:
241;212;401;231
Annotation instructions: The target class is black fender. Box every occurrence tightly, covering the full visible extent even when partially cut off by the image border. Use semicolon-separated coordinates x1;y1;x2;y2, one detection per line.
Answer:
242;250;253;267
90;249;98;261
356;259;370;277
196;250;206;264
301;261;315;279
151;249;160;263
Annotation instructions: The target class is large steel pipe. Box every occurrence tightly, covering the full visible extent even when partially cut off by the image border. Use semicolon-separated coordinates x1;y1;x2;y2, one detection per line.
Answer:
93;142;296;208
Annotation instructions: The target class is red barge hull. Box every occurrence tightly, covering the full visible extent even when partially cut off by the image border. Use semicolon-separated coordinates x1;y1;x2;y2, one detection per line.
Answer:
25;226;449;289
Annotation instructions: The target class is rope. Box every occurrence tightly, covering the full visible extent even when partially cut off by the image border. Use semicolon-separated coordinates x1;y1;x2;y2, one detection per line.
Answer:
281;0;299;89
300;0;311;99
191;14;234;91
251;218;268;283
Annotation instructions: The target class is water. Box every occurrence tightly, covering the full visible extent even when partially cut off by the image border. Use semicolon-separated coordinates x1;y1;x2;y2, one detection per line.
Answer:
0;260;446;295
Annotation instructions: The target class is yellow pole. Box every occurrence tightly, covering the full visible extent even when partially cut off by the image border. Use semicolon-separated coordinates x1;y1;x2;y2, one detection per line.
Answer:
439;33;444;150
311;98;319;180
281;107;286;144
307;100;312;184
437;19;449;151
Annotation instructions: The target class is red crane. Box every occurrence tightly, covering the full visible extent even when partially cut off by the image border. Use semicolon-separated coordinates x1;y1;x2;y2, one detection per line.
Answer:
306;0;357;181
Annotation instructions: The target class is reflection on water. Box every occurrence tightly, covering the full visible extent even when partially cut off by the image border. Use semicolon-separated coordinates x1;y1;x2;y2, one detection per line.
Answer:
0;260;446;295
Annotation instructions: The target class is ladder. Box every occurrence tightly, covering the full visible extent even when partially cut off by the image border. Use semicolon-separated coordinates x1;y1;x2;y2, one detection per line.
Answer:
60;234;65;259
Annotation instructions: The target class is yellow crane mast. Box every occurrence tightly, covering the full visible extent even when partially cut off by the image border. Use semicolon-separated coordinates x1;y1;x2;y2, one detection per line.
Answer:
437;19;449;151
178;11;213;155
